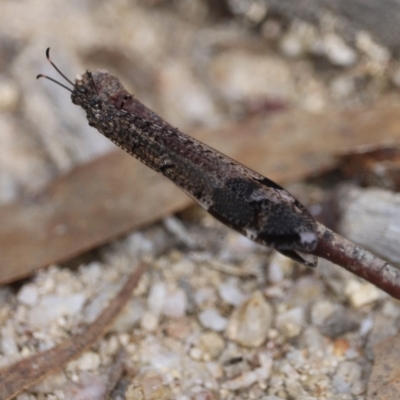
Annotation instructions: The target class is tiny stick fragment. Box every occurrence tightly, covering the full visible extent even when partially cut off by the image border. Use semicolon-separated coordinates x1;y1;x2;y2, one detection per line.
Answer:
37;49;400;299
0;263;147;400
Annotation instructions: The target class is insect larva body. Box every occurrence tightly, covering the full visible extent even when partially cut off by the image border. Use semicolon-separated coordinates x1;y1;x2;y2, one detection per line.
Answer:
38;50;318;268
71;71;318;267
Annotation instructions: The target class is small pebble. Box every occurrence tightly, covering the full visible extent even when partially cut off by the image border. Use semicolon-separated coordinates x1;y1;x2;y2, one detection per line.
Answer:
164;318;191;340
332;361;362;394
141;311;160;332
382;300;400;318
220;232;256;261
310;300;336;325
267;253;285;284
126;370;172;400
280;32;305;58
194;287;216;307
218;280;247;306
0;79;19;112
300;326;327;351
112;298;143;332
28;293;85;328
17;284;39;306
345;280;381;308
32;371;67;393
333;338;350;357
162;289;187;318
226;291;272;347
1;322;18;356
287;276;324;307
63;374;107;400
147;282;167;315
276;307;305;338
320;308;360;338
164;216;197;248
199;308;228;332
356;31;390;63
67;351;101;372
198;331;225;360
359;316;374;336
323;34;357;67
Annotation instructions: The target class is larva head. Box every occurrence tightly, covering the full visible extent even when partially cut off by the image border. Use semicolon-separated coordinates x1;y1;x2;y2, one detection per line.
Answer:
71;70;128;110
37;48;129;114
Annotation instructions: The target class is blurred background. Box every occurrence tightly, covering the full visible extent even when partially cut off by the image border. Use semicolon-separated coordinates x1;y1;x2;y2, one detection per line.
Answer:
3;1;400;398
2;0;400;204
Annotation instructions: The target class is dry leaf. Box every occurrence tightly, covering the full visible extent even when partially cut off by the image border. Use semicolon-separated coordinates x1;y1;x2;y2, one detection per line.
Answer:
339;146;400;190
0;152;188;285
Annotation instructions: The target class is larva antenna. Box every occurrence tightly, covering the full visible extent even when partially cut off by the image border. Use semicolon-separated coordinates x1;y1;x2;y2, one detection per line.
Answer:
45;47;75;87
36;48;74;92
36;74;73;92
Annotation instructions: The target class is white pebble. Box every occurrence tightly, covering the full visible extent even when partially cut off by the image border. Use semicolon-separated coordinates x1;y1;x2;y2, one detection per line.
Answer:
311;300;336;325
280;32;305;58
148;282;167;315
0;79;19;112
332;361;362;394
268;253;285;283
1;322;18;356
356;31;390;63
359;317;374;336
345;280;381;308
141;311;160;332
67;351;101;372
199;308;228;332
64;374;106;399
198;331;225;360
324;34;357;67
276;307;305;338
194;287;216;307
218;280;247;306
164;216;196;248
17;284;38;306
28;293;85;328
301;326;326;351
382;300;400;318
32;371;67;393
226;291;272;347
163;289;187;318
113;298;143;332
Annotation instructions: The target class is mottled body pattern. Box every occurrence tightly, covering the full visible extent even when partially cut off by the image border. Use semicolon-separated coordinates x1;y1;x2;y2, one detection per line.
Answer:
71;71;318;266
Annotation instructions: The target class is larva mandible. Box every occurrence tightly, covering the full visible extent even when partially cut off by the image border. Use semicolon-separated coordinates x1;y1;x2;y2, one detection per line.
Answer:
38;48;318;267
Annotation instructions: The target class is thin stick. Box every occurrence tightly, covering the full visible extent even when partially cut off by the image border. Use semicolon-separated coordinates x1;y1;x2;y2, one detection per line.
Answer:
312;223;400;299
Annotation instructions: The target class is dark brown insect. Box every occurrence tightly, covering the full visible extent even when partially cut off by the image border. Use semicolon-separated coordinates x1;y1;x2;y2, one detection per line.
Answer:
38;48;318;267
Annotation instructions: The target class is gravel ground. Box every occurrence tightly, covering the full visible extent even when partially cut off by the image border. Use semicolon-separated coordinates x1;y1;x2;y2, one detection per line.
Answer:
2;208;398;399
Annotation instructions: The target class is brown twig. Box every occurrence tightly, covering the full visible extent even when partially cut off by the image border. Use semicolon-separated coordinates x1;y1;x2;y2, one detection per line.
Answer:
0;263;147;400
312;222;400;299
